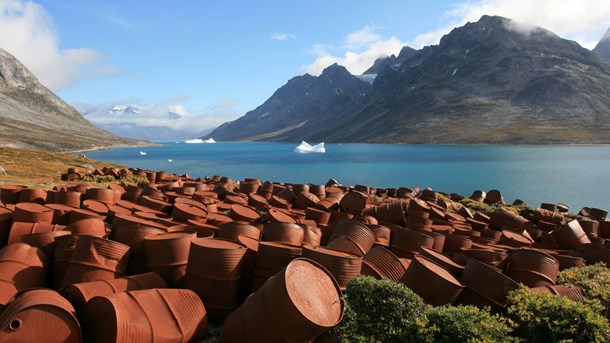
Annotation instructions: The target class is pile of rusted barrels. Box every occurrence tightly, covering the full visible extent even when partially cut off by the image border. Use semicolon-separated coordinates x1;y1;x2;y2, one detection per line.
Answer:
0;166;608;342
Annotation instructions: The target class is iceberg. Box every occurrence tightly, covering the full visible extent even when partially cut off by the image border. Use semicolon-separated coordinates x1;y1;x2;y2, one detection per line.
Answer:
294;141;325;153
185;138;204;144
185;138;216;144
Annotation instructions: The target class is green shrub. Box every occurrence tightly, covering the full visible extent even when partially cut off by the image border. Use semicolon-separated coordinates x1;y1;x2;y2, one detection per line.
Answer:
506;286;610;343
557;262;610;318
415;305;518;343
331;276;427;343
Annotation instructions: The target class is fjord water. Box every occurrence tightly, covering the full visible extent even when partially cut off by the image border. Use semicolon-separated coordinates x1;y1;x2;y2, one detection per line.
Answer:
86;142;610;213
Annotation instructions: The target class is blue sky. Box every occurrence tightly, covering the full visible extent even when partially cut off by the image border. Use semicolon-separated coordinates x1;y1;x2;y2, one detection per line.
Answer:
1;0;609;133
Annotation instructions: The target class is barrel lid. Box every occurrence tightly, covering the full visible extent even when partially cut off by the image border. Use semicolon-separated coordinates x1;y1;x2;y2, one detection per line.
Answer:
284;259;343;327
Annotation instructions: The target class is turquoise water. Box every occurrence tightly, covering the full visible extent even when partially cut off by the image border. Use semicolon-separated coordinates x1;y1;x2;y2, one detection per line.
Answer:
85;142;610;213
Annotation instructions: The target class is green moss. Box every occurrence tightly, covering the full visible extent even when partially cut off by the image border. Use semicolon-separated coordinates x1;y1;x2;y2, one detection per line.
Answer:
77;174;149;187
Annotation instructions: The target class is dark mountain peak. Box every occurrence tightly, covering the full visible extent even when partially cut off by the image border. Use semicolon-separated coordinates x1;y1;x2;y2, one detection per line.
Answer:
438;15;560;51
320;63;352;79
397;46;416;60
593;27;610;60
363;46;417;75
208;15;610;145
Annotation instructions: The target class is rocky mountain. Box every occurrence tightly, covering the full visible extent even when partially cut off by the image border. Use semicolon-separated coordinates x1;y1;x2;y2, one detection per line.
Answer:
208;63;371;141
0;48;145;151
77;104;206;141
362;46;417;75
207;15;610;144
593;28;610;61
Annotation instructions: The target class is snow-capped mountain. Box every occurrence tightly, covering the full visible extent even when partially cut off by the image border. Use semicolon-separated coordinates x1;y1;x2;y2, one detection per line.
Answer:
77;103;211;141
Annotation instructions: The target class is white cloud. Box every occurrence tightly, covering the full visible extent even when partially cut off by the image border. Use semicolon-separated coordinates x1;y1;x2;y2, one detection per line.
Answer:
79;98;243;132
301;25;406;76
343;25;382;50
0;0;123;90
270;32;296;41
410;0;610;49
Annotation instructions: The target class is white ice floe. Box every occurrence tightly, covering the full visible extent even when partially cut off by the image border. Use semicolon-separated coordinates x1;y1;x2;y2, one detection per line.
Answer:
185;138;216;144
139;151;147;155
294;141;325;153
185;138;204;144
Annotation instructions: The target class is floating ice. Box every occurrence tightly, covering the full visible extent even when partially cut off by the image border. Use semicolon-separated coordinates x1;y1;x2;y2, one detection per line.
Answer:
139;151;147;155
185;138;203;144
294;141;325;153
185;138;216;144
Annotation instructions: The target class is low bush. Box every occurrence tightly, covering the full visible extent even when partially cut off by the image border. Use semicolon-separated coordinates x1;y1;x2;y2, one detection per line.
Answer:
330;276;427;343
557;262;610;318
415;305;517;343
506;286;610;343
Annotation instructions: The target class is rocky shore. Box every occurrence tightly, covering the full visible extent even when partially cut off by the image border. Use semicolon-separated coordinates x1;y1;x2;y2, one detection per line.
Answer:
0;164;608;341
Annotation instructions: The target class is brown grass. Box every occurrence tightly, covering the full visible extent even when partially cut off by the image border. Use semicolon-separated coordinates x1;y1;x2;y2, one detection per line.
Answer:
0;147;125;189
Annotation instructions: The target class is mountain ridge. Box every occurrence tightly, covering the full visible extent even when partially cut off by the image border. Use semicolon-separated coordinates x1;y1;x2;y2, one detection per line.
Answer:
0;48;146;152
206;15;610;144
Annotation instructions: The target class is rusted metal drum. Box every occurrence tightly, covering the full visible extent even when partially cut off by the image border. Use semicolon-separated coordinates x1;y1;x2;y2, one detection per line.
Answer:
419;247;465;277
222;258;343;343
328;219;375;256
228;204;260;222
442;233;473;256
61;236;131;289
300;224;322;246
506;248;560;287
172;202;208;222
489;208;532;230
218;221;261;242
0;243;48;306
143;231;195;287
114;224;165;275
530;284;588;302
302;245;362;290
184;238;247;323
19;230;71;257
253;242;302;290
0;185;27;204
261;222;304;246
17;189;47;204
391;228;435;258
456;258;520;312
401;255;464;306
0;288;81;342
549;220;591;249
339;190;368;215
13;203;54;224
66;218;107;238
361;246;407;282
62;272;168;314
85;188;116;205
82;288;207;343
8;222;66;245
49;191;82;208
0;207;13;247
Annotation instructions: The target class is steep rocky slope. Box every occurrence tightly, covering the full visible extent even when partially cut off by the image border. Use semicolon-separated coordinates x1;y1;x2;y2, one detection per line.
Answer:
208;16;610;144
0;48;145;151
